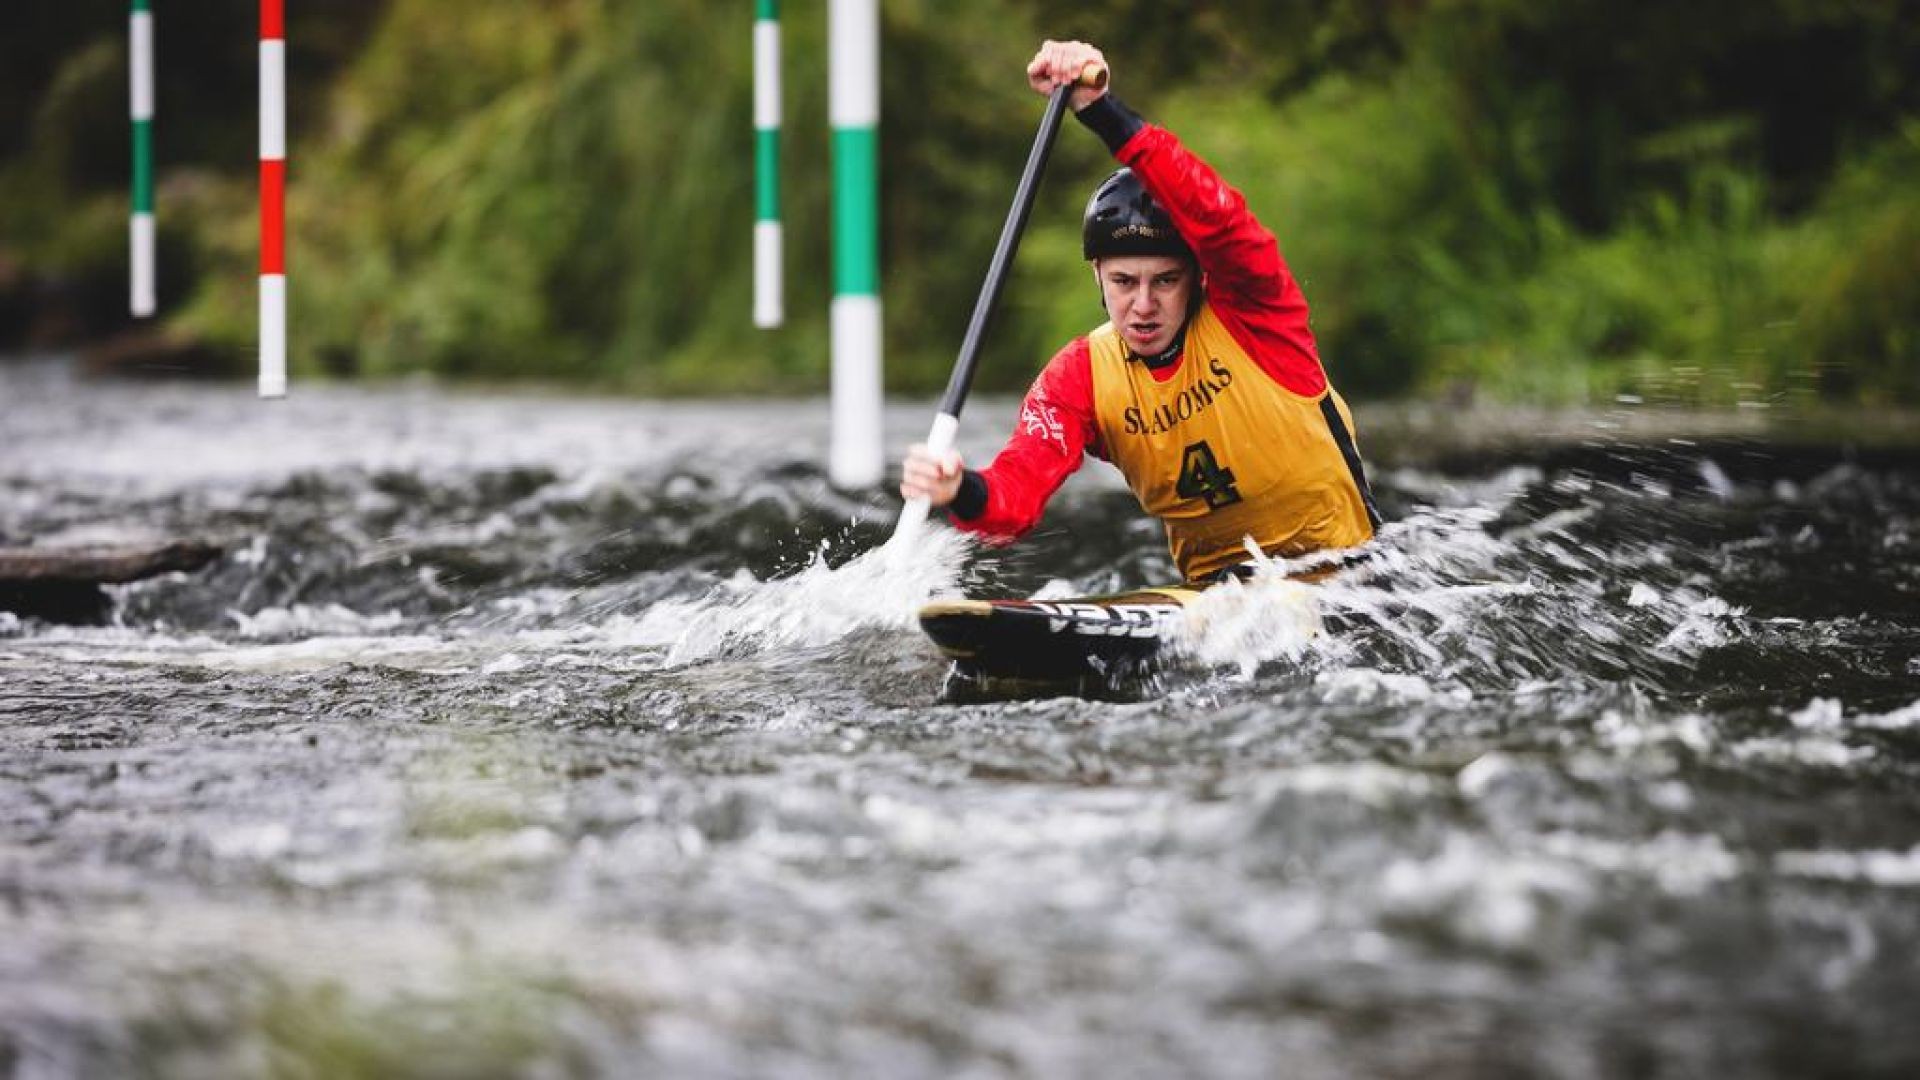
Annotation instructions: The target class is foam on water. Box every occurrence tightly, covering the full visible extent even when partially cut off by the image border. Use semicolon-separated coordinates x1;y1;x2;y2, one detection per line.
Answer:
0;630;465;675
1172;564;1324;677
0;527;976;679
1533;830;1744;896
1316;667;1473;706
617;527;974;666
1253;761;1443;806
1791;696;1920;732
4;437;1777;705
228;603;408;639
1157;497;1555;687
1776;845;1920;886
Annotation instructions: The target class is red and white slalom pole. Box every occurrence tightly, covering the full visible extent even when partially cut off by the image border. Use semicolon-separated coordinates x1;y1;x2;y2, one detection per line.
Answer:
258;0;287;398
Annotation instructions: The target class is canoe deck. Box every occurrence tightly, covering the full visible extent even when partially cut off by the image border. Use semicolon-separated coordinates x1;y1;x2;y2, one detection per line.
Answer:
918;587;1200;684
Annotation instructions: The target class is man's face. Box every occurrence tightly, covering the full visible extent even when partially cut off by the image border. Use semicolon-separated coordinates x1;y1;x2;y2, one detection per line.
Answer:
1096;256;1194;357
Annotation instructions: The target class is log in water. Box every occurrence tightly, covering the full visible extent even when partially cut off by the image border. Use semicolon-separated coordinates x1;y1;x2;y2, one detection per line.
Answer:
0;540;219;622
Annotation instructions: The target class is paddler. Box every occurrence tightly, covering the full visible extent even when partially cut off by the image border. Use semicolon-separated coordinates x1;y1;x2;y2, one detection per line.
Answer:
899;40;1383;583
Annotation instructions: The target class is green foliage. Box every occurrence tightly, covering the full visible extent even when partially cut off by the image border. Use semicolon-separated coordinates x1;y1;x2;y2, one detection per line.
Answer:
1796;122;1920;403
178;0;1061;392
2;0;1917;403
1069;52;1920;407
178;1;802;386
0;38;125;274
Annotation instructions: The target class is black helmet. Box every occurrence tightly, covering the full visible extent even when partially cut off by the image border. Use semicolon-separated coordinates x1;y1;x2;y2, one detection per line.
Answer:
1082;168;1193;262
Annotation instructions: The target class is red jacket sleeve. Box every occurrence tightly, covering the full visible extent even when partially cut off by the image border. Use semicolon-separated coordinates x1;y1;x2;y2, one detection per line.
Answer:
949;338;1099;541
1117;125;1329;397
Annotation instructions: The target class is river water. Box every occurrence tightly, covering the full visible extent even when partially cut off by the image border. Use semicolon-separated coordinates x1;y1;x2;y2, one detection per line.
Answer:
2;361;1917;1078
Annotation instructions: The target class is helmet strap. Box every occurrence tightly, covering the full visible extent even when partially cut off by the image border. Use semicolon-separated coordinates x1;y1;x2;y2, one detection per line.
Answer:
1134;321;1189;369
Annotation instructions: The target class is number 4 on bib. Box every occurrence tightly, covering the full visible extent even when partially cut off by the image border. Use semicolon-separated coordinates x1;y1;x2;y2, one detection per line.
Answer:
1176;441;1242;509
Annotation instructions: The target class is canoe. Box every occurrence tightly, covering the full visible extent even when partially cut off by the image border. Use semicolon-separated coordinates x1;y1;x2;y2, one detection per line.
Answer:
918;586;1202;684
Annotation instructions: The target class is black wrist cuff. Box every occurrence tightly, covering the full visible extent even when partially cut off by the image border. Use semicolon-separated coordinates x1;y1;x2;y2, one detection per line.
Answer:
948;470;988;521
1075;94;1146;156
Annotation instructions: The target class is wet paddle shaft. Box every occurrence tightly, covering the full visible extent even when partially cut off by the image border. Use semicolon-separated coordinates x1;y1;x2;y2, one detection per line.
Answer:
890;62;1107;549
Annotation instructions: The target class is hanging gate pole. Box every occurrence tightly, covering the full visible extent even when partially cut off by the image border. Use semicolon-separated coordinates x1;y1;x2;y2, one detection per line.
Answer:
754;0;784;329
130;0;156;317
258;0;287;398
828;0;883;489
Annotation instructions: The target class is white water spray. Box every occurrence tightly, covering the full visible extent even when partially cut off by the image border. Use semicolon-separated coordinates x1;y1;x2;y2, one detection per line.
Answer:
643;527;974;666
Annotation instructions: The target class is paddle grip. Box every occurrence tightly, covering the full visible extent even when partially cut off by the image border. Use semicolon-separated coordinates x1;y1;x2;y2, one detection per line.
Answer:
890;412;960;555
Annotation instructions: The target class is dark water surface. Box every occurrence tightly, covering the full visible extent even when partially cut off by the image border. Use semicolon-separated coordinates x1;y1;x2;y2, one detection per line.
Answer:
3;362;1918;1078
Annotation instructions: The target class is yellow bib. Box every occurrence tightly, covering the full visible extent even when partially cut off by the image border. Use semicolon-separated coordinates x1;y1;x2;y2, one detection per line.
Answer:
1089;303;1375;580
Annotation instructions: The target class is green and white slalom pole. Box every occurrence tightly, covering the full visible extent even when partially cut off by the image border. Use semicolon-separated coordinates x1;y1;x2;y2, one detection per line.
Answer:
129;0;155;317
259;0;286;398
753;0;783;328
828;0;882;489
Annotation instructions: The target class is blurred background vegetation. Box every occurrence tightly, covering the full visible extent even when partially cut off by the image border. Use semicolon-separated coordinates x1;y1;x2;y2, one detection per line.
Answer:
2;0;1917;403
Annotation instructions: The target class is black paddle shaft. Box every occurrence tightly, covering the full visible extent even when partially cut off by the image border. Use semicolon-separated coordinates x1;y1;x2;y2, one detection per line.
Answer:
935;77;1086;420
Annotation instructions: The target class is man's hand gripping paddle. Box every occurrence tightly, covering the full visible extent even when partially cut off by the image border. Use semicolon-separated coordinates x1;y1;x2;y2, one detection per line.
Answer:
887;62;1108;560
